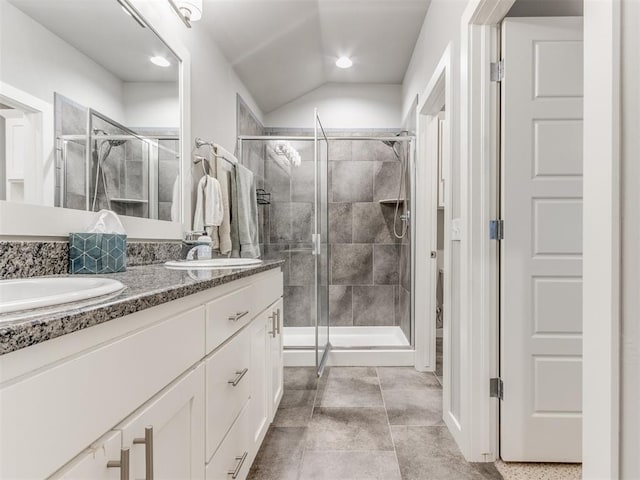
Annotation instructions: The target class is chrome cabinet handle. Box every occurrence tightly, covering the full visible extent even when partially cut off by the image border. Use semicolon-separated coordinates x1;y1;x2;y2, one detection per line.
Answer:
107;447;130;480
133;426;154;480
275;308;281;335
228;310;249;322
228;451;248;479
268;313;276;338
228;368;248;386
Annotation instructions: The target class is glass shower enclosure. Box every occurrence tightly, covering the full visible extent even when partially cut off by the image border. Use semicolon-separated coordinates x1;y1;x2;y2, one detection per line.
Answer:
238;119;414;370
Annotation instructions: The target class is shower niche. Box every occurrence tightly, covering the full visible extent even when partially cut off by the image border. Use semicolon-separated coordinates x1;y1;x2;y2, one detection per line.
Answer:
55;94;180;221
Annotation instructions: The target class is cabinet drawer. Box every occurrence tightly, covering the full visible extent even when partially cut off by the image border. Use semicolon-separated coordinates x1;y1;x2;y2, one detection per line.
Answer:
206;404;252;480
252;270;283;316
206;328;251;461
206;285;255;353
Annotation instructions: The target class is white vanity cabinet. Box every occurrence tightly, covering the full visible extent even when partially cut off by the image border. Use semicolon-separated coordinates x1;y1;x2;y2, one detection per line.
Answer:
0;268;283;480
51;365;205;480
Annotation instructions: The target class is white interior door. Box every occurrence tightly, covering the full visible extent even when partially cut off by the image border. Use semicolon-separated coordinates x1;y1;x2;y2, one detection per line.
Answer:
500;17;583;462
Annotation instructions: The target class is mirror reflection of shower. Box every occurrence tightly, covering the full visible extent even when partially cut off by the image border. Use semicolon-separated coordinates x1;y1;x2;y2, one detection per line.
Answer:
91;128;127;211
382;131;410;239
54;96;181;221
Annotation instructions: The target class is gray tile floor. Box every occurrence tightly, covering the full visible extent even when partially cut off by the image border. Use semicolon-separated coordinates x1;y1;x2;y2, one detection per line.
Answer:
248;366;503;480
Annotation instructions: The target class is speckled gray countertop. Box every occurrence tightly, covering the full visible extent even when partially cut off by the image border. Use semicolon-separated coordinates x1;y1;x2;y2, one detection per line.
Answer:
0;260;284;356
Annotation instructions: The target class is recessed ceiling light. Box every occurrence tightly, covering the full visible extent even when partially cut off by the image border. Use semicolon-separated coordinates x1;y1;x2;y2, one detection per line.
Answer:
150;56;171;67
336;56;353;69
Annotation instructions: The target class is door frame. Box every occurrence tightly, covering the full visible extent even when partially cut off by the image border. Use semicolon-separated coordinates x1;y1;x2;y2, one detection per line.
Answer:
582;1;621;478
415;44;452;374
415;44;459;443
460;0;622;470
457;0;512;461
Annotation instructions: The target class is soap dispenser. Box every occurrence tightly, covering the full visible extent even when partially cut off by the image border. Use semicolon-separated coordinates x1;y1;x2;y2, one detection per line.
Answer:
186;234;213;260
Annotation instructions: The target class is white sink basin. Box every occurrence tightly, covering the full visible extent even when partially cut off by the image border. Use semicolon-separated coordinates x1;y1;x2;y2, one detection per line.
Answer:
0;277;125;315
164;258;263;269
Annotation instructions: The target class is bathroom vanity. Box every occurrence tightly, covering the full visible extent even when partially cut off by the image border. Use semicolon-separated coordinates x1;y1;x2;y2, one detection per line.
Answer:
0;262;284;480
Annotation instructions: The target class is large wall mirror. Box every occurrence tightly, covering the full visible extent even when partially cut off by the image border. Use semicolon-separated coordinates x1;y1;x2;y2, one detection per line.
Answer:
0;0;182;225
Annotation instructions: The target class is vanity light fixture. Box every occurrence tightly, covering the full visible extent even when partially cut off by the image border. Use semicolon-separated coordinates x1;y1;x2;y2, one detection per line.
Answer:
116;0;146;28
150;56;171;67
168;0;203;28
336;56;353;69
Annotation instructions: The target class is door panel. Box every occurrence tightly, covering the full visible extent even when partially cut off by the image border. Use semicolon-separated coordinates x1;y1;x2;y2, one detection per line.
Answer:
500;17;583;462
270;299;284;415
117;365;206;479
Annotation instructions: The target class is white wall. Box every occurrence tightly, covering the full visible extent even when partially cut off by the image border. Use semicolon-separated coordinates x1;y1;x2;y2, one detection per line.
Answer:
132;1;263;155
620;0;640;477
402;0;467;122
264;83;402;129
123;82;180;129
0;0;125;123
402;0;466;432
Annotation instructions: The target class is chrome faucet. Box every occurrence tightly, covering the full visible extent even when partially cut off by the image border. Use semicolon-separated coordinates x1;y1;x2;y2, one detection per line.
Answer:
182;231;212;260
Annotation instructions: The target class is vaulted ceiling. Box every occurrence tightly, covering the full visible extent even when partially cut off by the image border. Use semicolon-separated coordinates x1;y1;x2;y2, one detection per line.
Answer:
201;0;432;113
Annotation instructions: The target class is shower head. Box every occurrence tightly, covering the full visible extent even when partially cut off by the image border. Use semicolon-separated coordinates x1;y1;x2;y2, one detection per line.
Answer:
381;131;409;148
93;128;127;147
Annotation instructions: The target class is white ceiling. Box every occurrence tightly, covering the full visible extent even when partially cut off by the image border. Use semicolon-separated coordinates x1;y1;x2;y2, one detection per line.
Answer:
8;0;179;83
201;0;431;113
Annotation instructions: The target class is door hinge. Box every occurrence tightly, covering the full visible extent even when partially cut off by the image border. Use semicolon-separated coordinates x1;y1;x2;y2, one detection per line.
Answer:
489;220;504;240
490;377;504;400
490;60;504;82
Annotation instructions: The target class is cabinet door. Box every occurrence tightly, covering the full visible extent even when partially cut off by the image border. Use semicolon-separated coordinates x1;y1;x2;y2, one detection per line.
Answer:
49;431;123;480
117;364;205;480
269;299;284;418
249;310;270;455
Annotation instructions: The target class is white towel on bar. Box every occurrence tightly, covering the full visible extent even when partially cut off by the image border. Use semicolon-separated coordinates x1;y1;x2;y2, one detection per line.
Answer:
233;164;260;259
212;164;233;255
213;143;238;165
193;174;224;232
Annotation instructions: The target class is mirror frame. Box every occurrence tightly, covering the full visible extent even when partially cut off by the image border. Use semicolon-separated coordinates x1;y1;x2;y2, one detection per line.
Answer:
0;0;190;241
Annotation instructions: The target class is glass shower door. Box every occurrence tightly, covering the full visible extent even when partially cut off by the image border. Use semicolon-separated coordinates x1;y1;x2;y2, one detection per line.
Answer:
314;111;330;376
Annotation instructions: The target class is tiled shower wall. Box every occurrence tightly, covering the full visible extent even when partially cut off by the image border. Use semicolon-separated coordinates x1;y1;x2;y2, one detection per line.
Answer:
326;136;410;340
253;127;411;342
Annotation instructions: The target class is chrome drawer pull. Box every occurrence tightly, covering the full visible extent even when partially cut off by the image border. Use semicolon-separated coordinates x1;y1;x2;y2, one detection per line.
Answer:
269;313;276;338
228;368;248;386
228;451;248;479
107;447;130;480
228;310;249;322
133;426;154;480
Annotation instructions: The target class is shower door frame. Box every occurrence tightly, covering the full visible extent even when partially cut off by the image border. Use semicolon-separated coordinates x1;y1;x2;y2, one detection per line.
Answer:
314;111;331;376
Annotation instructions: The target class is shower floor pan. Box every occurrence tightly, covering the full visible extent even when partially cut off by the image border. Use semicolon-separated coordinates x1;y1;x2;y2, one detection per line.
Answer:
284;326;410;349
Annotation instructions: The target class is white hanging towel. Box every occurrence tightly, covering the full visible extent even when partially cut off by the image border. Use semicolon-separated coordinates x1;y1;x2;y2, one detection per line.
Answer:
193;174;224;231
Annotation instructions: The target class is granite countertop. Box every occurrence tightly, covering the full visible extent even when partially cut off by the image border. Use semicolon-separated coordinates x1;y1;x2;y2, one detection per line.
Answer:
0;260;284;356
